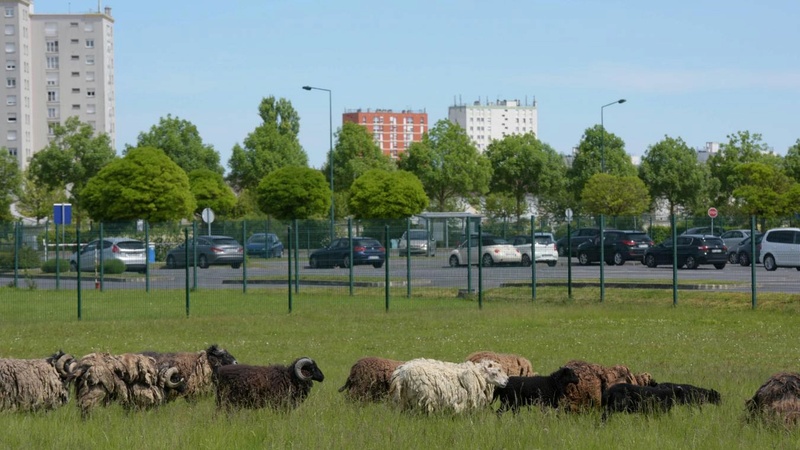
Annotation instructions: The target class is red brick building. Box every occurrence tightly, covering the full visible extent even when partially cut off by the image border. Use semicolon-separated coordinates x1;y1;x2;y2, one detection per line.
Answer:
342;109;428;159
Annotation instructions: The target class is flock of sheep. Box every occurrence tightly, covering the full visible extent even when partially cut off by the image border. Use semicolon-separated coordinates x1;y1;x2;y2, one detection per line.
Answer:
1;347;799;428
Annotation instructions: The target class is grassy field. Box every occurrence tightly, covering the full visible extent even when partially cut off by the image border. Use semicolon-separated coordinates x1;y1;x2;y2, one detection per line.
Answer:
1;286;800;449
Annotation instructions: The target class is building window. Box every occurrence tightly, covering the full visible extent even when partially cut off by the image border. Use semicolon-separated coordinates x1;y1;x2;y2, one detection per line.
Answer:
7;113;16;123
85;39;94;48
85;71;95;81
87;104;96;114
70;22;78;28
46;41;58;53
70;39;79;44
6;77;15;88
44;22;58;36
5;43;15;54
71;55;79;61
48;123;57;135
7;130;17;141
84;23;94;32
71;104;80;110
71;71;79;77
46;56;59;69
6;60;15;70
46;73;57;86
47;107;57;119
4;7;13;18
6;95;16;105
47;90;57;102
71;88;80;94
86;89;95;98
4;25;14;36
85;55;95;65
8;147;17;157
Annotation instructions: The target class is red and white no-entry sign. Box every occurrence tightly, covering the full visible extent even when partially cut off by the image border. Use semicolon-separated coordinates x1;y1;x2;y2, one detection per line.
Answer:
708;207;718;218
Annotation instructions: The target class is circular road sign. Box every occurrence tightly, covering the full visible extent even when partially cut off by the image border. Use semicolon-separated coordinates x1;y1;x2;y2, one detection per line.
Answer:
708;207;718;218
201;207;215;224
565;208;573;221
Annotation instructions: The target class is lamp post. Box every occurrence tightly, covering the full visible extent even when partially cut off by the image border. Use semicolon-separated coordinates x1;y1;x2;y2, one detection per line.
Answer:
302;85;334;242
599;98;625;302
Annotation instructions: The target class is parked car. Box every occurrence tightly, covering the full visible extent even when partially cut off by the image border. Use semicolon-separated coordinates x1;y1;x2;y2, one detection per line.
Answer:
643;234;727;269
165;235;243;269
511;233;558;267
309;237;385;269
448;235;521;267
69;237;147;273
555;228;600;257
681;226;725;237
720;229;753;263
734;233;763;267
760;228;800;271
576;230;654;266
398;229;436;256
245;233;284;258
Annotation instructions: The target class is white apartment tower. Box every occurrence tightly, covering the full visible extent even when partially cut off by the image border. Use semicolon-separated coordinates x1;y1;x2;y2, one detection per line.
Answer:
1;1;114;171
448;98;538;152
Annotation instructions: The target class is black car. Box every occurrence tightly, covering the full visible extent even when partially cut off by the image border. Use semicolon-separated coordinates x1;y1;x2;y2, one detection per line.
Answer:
734;234;763;267
555;228;600;257
309;237;385;269
246;233;284;258
576;230;654;266
643;234;728;269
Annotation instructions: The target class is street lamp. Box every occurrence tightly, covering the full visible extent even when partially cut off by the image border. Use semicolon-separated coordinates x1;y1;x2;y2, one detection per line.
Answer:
302;85;334;242
599;98;625;302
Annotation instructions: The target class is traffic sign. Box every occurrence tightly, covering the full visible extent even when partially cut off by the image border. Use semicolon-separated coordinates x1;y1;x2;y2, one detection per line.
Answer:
565;208;573;221
201;208;215;223
708;207;718;219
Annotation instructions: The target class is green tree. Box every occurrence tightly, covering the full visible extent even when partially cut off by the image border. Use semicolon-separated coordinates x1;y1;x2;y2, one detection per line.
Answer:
27;116;116;224
707;130;778;209
397;120;491;211
0;150;22;221
15;169;67;224
482;192;516;224
82;146;196;222
732;162;795;219
639;136;706;215
127;114;223;175
348;169;428;219
227;97;308;192
581;173;650;217
783;139;800;183
324;122;395;192
568;125;636;208
255;166;330;220
485;133;566;222
188;168;237;217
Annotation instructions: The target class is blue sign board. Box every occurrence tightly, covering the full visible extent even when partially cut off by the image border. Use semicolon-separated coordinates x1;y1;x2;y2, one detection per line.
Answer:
54;203;72;225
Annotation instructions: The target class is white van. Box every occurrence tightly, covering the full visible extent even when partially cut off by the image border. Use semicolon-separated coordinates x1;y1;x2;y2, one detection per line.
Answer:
760;227;800;271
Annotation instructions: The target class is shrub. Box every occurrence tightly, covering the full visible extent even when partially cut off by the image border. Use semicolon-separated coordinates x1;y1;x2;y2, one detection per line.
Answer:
103;259;126;274
41;259;70;273
0;246;41;271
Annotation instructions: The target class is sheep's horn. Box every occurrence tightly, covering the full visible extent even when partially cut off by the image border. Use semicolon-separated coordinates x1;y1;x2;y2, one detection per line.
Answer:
294;358;315;381
54;353;72;376
162;367;184;389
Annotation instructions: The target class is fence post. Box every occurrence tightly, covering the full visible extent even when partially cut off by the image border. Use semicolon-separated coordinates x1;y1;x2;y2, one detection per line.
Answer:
184;227;190;317
242;221;247;294
671;214;677;307
145;221;150;293
567;221;572;300
294;220;299;294
348;219;354;296
13;221;19;288
99;222;104;291
55;222;60;290
467;222;472;294
406;217;411;298
192;221;198;291
385;224;390;312
750;215;757;309
77;228;82;320
530;216;536;300
599;213;605;303
478;223;483;310
288;225;293;313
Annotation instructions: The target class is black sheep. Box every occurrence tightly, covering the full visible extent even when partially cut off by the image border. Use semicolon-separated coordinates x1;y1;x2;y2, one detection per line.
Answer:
655;382;721;406
215;357;324;411
494;367;579;415
601;383;686;421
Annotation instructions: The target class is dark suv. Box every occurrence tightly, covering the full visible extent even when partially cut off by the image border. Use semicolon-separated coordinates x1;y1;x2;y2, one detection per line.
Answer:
643;234;727;269
556;228;600;257
576;230;654;266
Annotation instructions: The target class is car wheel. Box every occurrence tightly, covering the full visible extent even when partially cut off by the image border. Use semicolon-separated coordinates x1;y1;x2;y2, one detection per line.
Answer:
728;252;738;264
481;253;494;267
449;255;460;267
231;262;241;269
738;253;750;267
166;255;176;269
557;246;567;257
578;252;590;266
645;254;657;268
613;252;625;266
521;254;532;267
372;262;383;268
309;256;318;269
198;254;209;269
547;261;557;267
764;255;777;271
684;256;698;270
342;256;350;268
70;261;78;272
714;263;726;269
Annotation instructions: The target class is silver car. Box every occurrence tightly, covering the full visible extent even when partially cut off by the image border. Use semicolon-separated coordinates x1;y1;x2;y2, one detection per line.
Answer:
69;237;147;273
165;235;243;269
398;229;436;256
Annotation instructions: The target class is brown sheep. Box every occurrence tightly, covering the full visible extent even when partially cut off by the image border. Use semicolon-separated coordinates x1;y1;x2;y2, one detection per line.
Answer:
0;351;76;412
140;344;237;402
746;372;800;428
562;360;655;412
466;351;535;377
338;357;404;402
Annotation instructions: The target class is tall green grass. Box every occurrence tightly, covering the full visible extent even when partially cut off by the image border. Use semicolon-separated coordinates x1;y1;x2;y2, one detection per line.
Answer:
1;286;799;449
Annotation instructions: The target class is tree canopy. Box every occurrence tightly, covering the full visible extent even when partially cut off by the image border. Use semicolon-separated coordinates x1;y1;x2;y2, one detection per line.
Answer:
27;116;116;223
639;136;706;215
16;169;67;224
732;162;795;219
127;114;223;175
325;122;395;192
0;150;21;221
227;97;308;192
348;169;428;219
398;120;491;211
255;166;330;220
707;131;778;209
188;168;237;218
581;173;650;217
568;125;636;208
81;146;196;222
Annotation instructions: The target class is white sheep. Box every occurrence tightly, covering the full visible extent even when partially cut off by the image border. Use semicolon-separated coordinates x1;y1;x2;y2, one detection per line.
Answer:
389;358;508;414
0;351;76;412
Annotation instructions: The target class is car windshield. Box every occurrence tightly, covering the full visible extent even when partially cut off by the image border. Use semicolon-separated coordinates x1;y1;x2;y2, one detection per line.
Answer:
534;236;553;245
355;239;382;247
407;230;428;240
114;240;144;250
625;233;650;241
210;238;239;246
486;238;509;245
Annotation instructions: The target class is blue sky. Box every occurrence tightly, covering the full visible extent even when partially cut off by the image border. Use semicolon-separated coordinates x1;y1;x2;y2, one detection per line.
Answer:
34;1;800;170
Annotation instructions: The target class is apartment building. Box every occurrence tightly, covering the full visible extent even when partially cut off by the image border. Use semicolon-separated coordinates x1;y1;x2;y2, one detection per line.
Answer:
342;108;427;159
448;98;538;152
1;1;114;170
